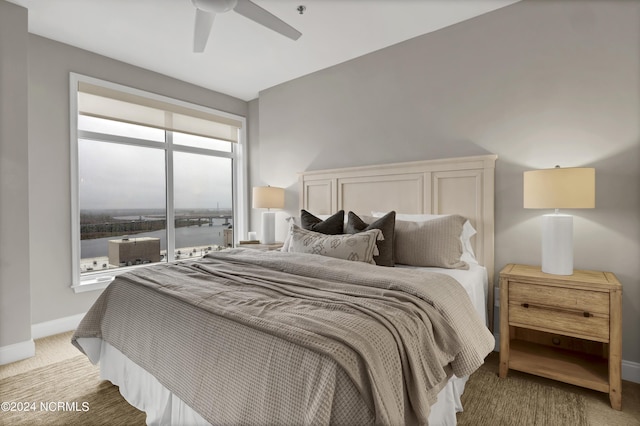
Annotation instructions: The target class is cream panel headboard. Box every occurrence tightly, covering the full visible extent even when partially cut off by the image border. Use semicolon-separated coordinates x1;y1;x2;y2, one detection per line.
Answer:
299;154;497;329
339;174;424;214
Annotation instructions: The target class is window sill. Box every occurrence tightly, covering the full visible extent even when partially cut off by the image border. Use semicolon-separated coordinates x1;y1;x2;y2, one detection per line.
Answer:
72;275;114;293
71;262;163;293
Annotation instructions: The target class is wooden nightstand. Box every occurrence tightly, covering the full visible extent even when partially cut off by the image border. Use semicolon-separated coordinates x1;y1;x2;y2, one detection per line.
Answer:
499;264;622;410
237;242;283;251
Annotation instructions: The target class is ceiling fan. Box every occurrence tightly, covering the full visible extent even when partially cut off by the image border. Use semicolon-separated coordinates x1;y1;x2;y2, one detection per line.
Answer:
191;0;302;52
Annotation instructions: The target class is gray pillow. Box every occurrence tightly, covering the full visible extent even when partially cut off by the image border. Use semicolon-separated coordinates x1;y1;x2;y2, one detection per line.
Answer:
394;215;469;269
287;224;382;264
346;211;395;267
300;209;344;234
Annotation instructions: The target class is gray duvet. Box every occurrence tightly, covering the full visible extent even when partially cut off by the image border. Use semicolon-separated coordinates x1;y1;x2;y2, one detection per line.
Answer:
72;249;494;425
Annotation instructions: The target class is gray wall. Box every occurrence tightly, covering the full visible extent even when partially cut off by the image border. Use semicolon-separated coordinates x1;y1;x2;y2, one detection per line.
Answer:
0;1;31;349
26;35;248;325
253;0;640;365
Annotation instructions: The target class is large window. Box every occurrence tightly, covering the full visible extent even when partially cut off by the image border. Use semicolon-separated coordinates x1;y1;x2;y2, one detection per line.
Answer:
70;74;246;292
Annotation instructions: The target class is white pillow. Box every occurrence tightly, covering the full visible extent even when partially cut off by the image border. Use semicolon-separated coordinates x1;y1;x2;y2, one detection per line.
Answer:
286;224;382;264
281;216;297;252
371;211;478;264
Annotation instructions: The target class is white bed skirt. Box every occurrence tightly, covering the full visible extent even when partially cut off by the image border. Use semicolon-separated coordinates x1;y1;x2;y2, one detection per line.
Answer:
76;337;468;426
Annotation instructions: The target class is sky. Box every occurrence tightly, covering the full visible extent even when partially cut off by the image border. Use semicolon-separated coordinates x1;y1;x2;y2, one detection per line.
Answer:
78;119;233;211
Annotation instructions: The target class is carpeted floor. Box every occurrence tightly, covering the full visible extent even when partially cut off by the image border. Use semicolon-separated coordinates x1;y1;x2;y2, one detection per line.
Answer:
1;332;639;425
458;360;588;425
0;354;146;425
459;353;640;426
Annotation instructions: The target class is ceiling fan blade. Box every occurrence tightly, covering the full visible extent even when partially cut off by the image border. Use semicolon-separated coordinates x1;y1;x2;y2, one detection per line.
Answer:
233;0;301;41
193;8;216;52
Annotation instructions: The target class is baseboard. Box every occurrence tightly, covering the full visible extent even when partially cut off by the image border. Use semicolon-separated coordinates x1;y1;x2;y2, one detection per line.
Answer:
31;313;86;339
0;314;86;366
622;360;640;384
493;332;640;384
0;339;35;365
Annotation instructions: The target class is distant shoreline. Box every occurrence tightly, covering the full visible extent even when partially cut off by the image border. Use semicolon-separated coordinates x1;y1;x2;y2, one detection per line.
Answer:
81;221;232;259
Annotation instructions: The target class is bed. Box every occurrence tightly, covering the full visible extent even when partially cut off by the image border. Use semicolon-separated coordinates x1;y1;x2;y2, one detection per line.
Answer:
72;154;497;425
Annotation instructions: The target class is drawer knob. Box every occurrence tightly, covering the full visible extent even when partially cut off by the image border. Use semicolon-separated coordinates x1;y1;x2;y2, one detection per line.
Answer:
583;311;592;317
521;303;529;308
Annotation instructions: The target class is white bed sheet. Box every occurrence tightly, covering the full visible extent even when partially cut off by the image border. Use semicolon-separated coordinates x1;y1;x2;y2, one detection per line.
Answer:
77;263;488;426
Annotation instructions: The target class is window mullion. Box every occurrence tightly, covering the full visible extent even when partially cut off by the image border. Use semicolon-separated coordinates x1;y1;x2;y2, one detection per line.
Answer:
166;131;176;262
78;130;165;149
171;144;234;158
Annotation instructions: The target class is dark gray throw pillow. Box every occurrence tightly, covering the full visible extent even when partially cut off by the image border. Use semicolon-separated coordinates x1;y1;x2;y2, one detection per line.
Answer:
300;209;345;234
346;211;396;267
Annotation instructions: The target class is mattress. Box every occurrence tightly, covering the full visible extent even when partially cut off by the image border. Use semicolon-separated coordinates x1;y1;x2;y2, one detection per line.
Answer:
75;254;490;426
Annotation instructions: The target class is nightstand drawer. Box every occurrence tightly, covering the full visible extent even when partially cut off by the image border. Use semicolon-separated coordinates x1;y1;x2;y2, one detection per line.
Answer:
508;301;609;341
509;281;609;315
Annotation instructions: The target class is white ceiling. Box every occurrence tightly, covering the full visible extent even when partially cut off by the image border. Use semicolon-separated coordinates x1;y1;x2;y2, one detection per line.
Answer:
9;0;520;101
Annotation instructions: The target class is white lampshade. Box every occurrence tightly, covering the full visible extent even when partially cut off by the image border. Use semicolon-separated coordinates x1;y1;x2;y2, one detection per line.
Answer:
252;186;285;209
523;167;595;209
523;166;595;275
252;186;284;244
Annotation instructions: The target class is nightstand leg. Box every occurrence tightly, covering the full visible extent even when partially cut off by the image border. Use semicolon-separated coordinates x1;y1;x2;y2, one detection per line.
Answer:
610;386;622;411
499;359;508;378
609;288;623;410
499;278;509;378
609;344;622;410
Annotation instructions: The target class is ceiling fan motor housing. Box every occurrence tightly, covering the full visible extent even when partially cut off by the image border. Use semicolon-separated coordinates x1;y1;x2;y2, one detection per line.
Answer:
192;0;237;13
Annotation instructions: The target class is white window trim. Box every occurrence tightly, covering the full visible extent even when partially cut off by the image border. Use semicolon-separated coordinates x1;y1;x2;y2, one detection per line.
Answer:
69;73;247;293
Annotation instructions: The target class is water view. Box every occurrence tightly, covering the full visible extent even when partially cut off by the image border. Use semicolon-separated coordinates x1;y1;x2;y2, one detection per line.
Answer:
80;209;233;273
81;221;232;258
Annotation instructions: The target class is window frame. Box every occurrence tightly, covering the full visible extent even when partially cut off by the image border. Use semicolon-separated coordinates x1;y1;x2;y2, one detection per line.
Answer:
69;73;247;293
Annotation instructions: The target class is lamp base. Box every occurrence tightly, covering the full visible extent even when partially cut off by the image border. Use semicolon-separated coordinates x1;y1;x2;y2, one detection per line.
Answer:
260;211;276;244
541;213;573;275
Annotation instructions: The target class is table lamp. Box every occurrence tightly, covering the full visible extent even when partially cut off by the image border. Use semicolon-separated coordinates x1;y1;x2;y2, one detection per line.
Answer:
523;166;595;275
252;186;285;244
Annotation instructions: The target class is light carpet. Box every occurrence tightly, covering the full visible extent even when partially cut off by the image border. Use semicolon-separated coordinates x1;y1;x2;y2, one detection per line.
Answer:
1;333;638;425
